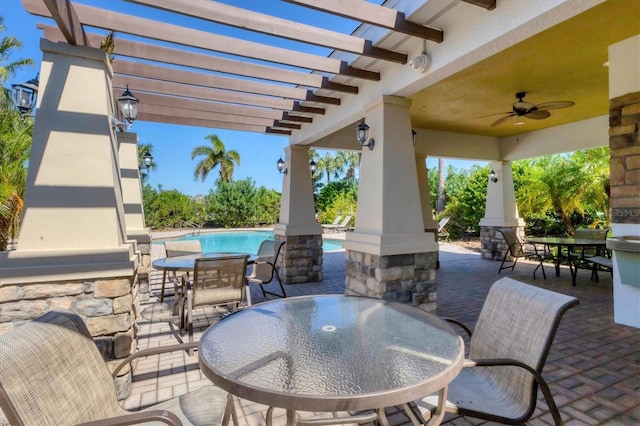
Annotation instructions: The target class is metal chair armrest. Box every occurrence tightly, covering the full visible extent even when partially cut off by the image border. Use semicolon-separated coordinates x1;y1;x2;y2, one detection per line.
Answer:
464;358;563;426
442;317;473;338
111;342;199;378
76;409;182;426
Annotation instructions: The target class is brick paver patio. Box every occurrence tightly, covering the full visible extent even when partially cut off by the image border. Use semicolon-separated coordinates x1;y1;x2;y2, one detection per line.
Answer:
124;240;639;425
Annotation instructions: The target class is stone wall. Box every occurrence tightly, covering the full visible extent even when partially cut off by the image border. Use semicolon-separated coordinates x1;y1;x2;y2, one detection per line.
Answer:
345;250;438;313
481;226;525;260
277;234;323;283
609;92;640;224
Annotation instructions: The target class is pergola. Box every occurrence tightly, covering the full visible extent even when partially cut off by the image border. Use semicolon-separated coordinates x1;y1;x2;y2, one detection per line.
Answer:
2;0;639;335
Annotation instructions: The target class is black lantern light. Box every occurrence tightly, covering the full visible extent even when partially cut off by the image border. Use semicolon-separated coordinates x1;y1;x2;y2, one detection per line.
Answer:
11;74;39;116
276;157;287;175
355;119;374;150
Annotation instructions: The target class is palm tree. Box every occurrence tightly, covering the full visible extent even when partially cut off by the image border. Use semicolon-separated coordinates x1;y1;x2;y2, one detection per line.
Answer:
0;17;34;83
337;151;359;181
191;134;240;183
314;151;344;185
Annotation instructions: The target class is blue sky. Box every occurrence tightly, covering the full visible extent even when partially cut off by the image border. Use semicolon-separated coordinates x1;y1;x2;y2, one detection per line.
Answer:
4;0;484;196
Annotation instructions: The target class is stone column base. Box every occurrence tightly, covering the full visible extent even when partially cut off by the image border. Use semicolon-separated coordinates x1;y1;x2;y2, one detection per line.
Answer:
345;249;438;313
277;234;323;283
481;225;525;261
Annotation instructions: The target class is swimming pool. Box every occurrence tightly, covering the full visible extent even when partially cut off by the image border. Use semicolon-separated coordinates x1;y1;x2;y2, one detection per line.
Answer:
164;230;343;253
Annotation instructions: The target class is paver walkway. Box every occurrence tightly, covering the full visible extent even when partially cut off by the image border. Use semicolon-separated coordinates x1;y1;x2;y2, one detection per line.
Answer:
124;239;638;425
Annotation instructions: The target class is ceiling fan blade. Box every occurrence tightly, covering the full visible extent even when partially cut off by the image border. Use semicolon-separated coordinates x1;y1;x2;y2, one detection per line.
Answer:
525;110;551;120
534;101;575;111
478;111;513;118
491;114;516;126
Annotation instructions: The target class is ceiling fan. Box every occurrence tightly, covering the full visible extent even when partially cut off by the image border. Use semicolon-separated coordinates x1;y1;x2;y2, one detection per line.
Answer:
487;92;575;126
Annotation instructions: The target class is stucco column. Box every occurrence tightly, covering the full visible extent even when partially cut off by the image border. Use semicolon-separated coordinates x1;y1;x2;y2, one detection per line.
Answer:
344;96;438;312
275;144;323;283
415;153;438;232
479;161;525;260
608;35;640;328
118;132;150;245
0;39;136;284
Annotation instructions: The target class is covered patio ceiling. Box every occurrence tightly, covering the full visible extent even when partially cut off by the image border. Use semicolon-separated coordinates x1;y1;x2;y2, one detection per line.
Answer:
21;0;640;145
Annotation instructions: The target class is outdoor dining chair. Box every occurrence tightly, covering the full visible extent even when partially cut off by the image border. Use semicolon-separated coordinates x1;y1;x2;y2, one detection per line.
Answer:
160;239;202;302
437;217;451;243
498;228;552;279
247;239;287;299
181;254;250;344
0;310;237;426
409;277;579;426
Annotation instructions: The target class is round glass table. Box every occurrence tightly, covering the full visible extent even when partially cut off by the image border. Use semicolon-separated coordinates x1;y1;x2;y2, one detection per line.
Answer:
152;251;257;272
199;295;464;425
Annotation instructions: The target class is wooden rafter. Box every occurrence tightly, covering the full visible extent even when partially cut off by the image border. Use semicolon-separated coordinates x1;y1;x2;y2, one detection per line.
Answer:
283;0;443;43
113;61;341;106
112;76;325;115
462;0;497;11
38;0;85;45
23;0;380;80
127;0;407;64
38;24;359;95
139;113;291;135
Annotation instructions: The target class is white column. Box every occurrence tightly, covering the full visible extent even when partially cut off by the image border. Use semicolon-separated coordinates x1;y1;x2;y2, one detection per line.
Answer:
0;39;136;285
274;144;322;236
608;35;640;328
479;161;524;228
118;132;150;245
344;96;437;255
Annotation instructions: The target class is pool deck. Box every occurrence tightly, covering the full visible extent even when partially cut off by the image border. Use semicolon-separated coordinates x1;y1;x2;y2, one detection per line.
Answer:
124;232;639;425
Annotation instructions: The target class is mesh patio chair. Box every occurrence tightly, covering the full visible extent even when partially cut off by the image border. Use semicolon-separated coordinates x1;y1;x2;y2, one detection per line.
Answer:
160;240;202;302
569;228;609;282
181;254;250;344
498;228;552;279
247;240;287;299
321;215;343;230
322;215;352;232
0;310;237;426
408;277;579;426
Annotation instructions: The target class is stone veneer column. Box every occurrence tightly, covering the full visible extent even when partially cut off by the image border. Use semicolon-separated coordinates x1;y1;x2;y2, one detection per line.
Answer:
344;96;438;312
0;40;139;398
274;145;324;283
479;161;525;260
607;35;640;328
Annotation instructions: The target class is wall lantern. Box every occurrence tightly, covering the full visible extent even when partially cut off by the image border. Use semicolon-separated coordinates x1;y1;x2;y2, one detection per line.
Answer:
489;169;498;183
142;151;153;175
113;86;139;131
412;129;417;145
11;74;39;117
309;160;316;173
276;157;287;175
355;119;374;150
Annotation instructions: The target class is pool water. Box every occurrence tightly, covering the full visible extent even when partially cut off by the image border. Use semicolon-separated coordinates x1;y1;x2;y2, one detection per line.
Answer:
167;231;343;253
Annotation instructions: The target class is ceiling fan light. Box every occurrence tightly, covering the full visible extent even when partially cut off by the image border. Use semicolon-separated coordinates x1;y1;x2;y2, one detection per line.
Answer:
514;120;525;126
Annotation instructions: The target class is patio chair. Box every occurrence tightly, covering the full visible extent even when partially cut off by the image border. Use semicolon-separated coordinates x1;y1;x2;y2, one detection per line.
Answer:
247;239;287;299
322;215;352;232
437;217;451;243
409;277;579;426
498;228;552;279
0;310;237;426
321;215;343;229
160;239;202;302
181;254;250;344
569;228;608;278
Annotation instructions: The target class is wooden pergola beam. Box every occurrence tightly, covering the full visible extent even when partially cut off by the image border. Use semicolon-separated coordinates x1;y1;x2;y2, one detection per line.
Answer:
38;24;359;95
462;0;496;11
24;0;380;80
138;112;291;135
283;0;443;43
38;0;85;45
127;0;407;64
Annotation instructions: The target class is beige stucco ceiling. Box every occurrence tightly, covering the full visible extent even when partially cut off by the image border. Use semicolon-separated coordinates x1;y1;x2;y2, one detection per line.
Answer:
409;0;640;138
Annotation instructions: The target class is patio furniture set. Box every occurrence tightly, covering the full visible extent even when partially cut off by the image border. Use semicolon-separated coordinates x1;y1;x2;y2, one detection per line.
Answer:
498;228;612;286
0;231;579;426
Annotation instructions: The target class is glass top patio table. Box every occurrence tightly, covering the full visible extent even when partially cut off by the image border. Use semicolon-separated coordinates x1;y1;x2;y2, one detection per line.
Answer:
151;252;257;272
198;294;464;425
526;237;607;283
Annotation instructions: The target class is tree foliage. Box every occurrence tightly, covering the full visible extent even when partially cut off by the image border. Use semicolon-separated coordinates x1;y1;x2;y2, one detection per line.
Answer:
192;134;240;183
